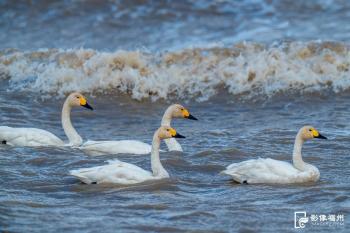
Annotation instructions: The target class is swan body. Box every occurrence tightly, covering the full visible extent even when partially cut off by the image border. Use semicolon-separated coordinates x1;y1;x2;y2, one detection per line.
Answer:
221;126;326;184
70;126;185;185
0;92;93;147
0;126;63;147
161;104;197;152
80;140;152;156
70;159;155;184
222;158;320;184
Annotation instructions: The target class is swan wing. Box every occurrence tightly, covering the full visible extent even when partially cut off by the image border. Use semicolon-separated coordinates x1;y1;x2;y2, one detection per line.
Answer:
0;126;64;147
80;140;152;155
222;158;303;184
70;160;153;184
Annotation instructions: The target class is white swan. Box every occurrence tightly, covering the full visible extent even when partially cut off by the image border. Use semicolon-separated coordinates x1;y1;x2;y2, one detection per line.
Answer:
0;92;93;147
221;126;327;184
70;126;185;184
80;104;197;155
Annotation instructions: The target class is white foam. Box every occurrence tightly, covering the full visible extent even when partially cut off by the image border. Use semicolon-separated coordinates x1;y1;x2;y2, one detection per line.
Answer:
0;41;349;101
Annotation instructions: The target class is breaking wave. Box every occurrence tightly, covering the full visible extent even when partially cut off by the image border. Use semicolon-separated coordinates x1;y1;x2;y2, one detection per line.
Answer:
0;41;350;101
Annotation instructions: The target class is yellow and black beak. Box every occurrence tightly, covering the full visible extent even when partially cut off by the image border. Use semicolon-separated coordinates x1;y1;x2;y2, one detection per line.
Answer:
80;98;93;110
183;109;198;120
82;102;93;110
315;133;327;139
169;128;186;138
173;132;186;138
311;129;327;139
186;114;198;120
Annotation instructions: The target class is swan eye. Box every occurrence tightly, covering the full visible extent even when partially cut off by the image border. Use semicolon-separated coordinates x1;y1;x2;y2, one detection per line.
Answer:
166;129;170;132
76;96;80;99
309;129;313;132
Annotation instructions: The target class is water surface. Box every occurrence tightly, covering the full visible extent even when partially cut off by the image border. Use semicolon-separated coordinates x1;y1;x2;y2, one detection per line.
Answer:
0;0;350;232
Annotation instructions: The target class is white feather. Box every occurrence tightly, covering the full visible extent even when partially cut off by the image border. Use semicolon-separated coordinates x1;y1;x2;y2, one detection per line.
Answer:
0;126;64;147
221;158;319;184
79;140;152;156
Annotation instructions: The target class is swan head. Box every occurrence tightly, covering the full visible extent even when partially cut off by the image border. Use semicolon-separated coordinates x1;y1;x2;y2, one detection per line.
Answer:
299;126;327;140
67;92;93;110
169;104;198;120
157;126;185;139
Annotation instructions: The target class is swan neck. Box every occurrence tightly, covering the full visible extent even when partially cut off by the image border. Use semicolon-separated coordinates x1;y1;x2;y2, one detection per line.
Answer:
293;133;305;171
62;100;82;146
161;107;172;126
151;132;169;178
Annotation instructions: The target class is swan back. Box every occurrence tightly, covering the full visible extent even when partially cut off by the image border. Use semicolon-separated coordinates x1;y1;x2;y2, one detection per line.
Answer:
0;126;64;147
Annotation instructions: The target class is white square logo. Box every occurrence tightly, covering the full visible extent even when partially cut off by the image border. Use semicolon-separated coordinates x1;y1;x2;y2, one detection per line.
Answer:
295;211;309;229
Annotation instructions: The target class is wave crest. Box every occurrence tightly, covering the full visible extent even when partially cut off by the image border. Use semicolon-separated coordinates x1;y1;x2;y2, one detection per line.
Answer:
1;41;349;101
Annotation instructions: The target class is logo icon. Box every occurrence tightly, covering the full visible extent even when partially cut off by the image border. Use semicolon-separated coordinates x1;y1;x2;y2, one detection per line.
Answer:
295;211;309;229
